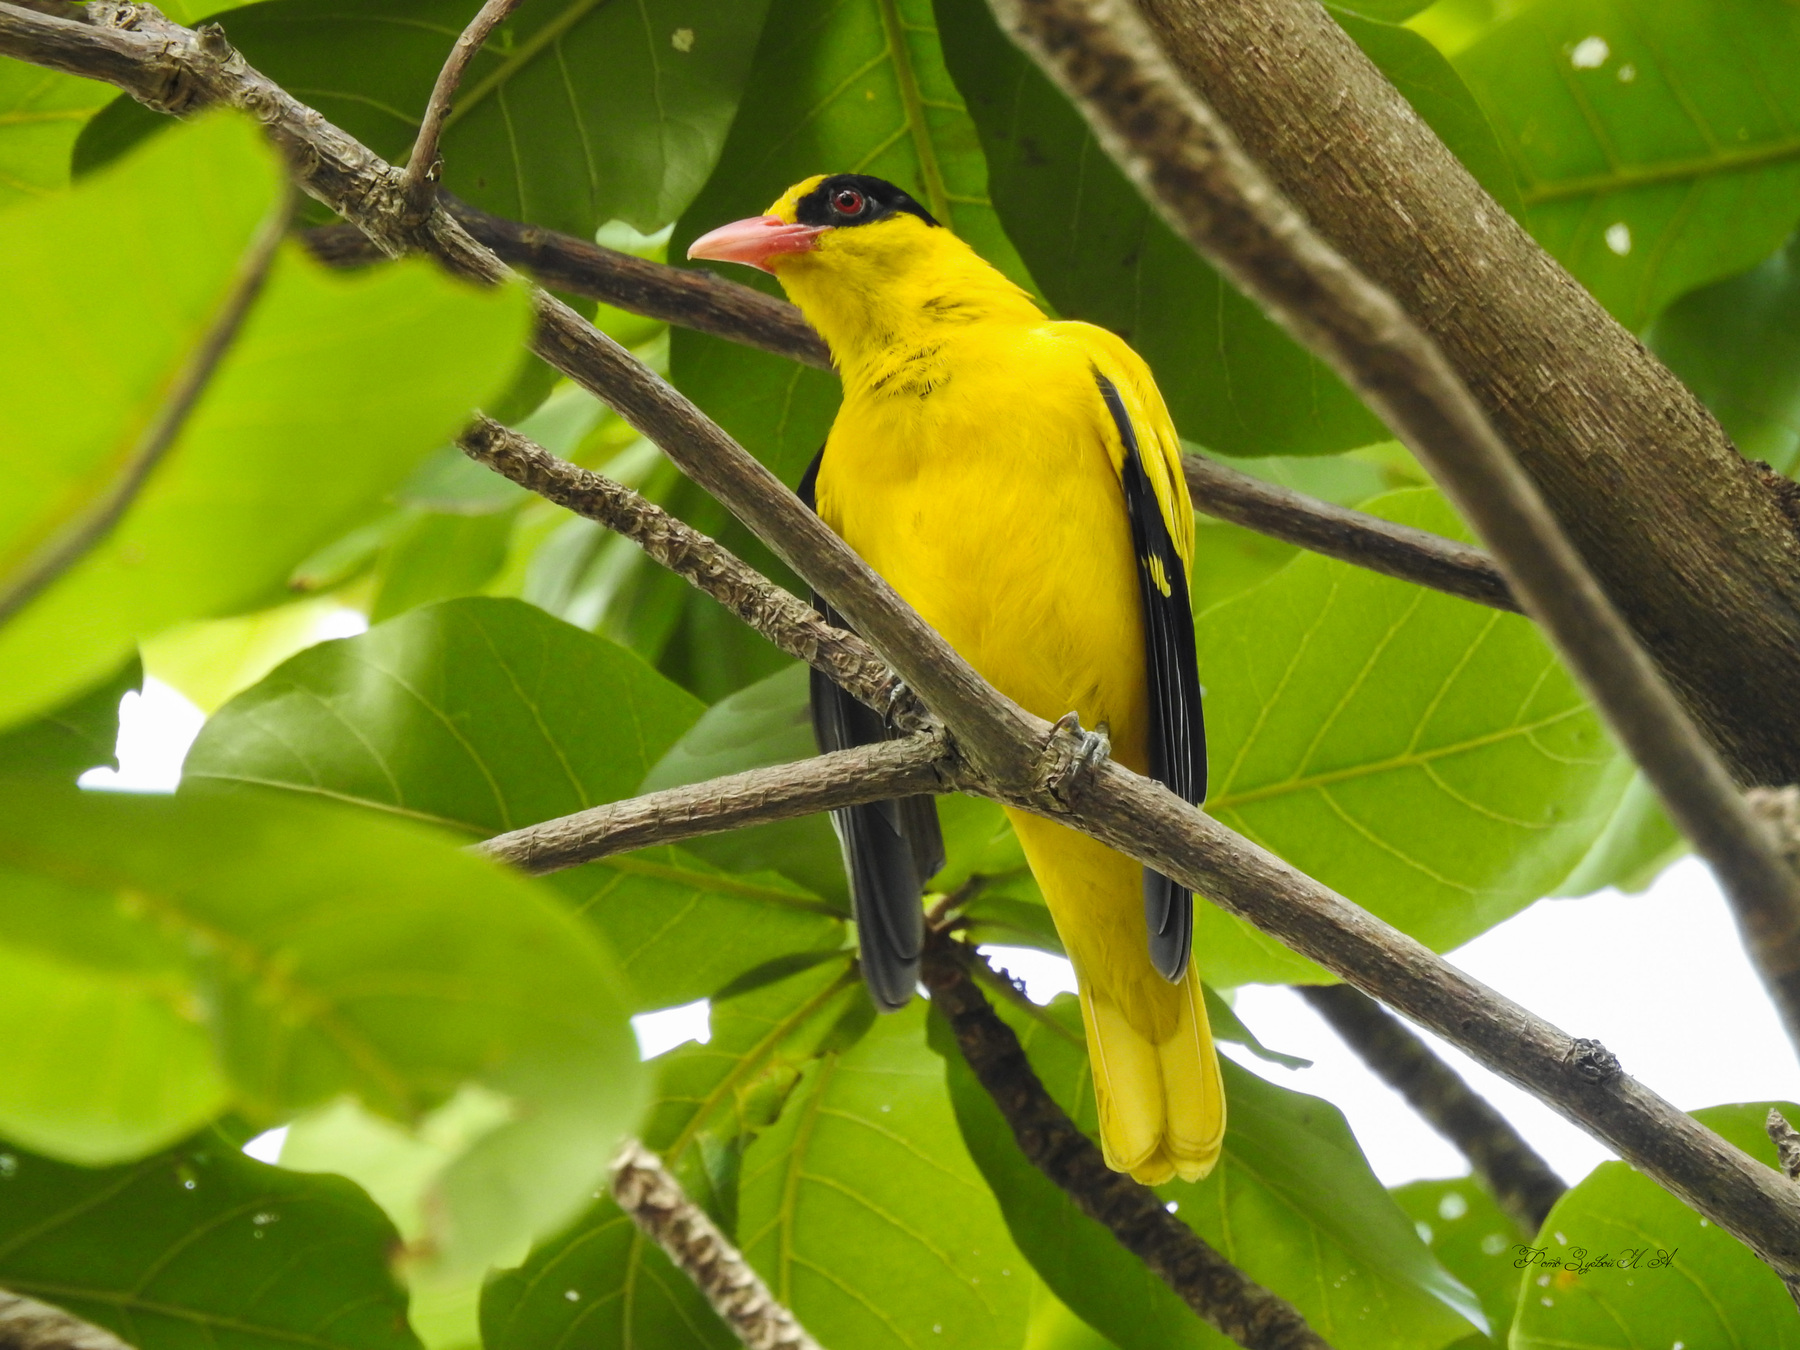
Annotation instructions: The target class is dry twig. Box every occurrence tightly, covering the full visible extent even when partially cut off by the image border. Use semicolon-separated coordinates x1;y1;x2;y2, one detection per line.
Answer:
611;1141;823;1350
399;0;522;213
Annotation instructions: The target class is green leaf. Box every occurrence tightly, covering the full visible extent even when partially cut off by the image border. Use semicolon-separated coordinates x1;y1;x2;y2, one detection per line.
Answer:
641;661;846;902
1553;769;1684;897
0;58;113;210
0;1124;420;1350
739;1000;1032;1350
935;995;1482;1350
0;778;648;1278
76;0;772;239
183;596;844;1012
0;656;136;779
1456;0;1800;329
483;957;868;1350
1193;489;1629;986
369;509;519;623
0;113;531;732
1511;1101;1800;1348
1649;229;1800;475
1391;1176;1528;1349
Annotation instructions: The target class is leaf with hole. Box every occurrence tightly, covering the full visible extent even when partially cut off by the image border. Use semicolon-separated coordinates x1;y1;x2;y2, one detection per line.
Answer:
0;1124;419;1350
1511;1101;1800;1348
0;113;530;731
1192;489;1630;986
1457;0;1800;329
75;0;772;239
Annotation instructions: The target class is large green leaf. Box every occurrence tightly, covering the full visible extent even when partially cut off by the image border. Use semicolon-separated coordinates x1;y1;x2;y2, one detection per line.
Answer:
183;597;845;1011
1649;228;1800;475
1553;769;1684;897
0;113;530;731
1192;489;1629;986
1391;1176;1528;1350
483;957;869;1350
1457;0;1800;329
0;778;647;1279
1512;1102;1800;1348
739;1000;1032;1350
76;0;771;239
0;1124;420;1350
935;0;1511;456
0;59;112;210
934;995;1482;1350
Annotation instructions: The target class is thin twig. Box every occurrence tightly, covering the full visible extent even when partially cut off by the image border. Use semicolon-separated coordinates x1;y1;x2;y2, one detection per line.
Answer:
922;937;1332;1349
400;0;522;214
611;1141;824;1350
1300;984;1563;1234
306;208;1515;611
989;0;1800;1052
0;180;292;627
457;416;917;721
478;733;958;874
1181;455;1515;611
14;0;1800;1279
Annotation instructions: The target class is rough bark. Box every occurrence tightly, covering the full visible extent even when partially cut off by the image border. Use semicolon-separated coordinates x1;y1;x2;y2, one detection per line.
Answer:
1135;0;1800;787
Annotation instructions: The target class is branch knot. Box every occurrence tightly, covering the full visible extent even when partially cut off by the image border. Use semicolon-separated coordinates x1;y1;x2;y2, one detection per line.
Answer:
1565;1037;1621;1084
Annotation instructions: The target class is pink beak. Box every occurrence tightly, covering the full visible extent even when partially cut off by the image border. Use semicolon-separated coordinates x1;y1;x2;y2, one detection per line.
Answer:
687;215;827;273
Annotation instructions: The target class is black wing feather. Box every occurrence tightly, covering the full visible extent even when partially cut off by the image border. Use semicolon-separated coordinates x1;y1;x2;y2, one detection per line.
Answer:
798;450;943;1010
1096;374;1207;982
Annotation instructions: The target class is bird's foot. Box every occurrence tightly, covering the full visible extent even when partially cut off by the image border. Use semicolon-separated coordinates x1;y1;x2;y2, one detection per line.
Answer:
1039;712;1111;804
883;678;932;733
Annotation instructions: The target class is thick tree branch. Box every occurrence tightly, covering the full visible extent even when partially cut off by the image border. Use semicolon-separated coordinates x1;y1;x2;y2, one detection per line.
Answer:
991;0;1800;1053
14;0;1800;1279
459;416;916;721
1134;0;1800;789
478;734;958;874
0;178;289;626
1300;984;1563;1234
308;208;1516;611
611;1141;823;1350
924;937;1331;1349
400;0;522;213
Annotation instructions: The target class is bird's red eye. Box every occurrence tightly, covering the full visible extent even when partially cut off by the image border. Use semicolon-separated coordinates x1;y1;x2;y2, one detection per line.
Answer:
832;188;865;215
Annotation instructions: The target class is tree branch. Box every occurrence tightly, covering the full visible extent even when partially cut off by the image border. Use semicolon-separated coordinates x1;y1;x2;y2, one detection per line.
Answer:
14;0;1800;1280
307;207;1516;611
1299;984;1563;1234
478;734;958;874
990;0;1800;1053
400;0;521;214
458;415;917;722
1181;455;1515;611
924;936;1331;1349
1136;0;1800;790
0;178;290;627
611;1141;824;1350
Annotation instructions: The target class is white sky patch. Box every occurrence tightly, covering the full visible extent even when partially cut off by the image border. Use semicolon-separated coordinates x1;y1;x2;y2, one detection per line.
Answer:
982;945;1078;1005
242;1126;289;1164
633;999;711;1058
78;677;206;793
1605;221;1633;255
1571;35;1610;69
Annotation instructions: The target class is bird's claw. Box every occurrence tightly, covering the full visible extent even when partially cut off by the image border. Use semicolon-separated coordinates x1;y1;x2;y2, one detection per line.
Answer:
884;678;931;733
1040;711;1111;803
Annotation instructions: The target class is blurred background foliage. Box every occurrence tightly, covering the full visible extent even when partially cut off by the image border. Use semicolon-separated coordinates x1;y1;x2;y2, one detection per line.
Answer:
2;0;1798;1345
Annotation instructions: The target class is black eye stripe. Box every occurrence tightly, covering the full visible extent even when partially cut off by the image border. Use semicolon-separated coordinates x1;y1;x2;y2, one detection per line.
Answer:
793;174;941;230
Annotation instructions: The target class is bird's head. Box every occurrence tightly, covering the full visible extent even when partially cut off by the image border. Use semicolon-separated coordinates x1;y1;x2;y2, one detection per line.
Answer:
686;173;941;281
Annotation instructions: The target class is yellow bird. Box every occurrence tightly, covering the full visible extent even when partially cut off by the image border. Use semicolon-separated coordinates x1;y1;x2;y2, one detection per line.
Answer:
690;174;1224;1184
